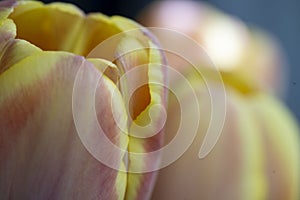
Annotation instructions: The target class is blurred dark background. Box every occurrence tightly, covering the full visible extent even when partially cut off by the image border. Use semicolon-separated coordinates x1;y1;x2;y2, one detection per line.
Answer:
42;0;300;121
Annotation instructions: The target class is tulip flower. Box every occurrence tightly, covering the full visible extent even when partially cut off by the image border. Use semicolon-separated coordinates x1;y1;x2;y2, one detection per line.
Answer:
151;75;300;200
139;0;287;96
139;1;300;199
0;1;167;199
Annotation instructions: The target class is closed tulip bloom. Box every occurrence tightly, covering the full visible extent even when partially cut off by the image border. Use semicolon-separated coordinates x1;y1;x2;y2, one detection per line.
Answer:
152;73;300;200
0;0;167;199
139;1;300;200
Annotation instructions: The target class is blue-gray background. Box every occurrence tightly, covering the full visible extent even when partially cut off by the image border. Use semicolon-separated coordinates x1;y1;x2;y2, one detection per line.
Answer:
43;0;300;121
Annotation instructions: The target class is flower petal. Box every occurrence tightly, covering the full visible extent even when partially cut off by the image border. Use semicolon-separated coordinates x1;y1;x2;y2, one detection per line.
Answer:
0;38;41;74
8;1;123;56
86;14;167;198
118;39;166;199
0;0;16;20
0;2;41;74
8;1;84;52
152;71;299;199
248;93;300;200
87;58;120;84
77;13;121;56
151;82;267;200
0;51;127;199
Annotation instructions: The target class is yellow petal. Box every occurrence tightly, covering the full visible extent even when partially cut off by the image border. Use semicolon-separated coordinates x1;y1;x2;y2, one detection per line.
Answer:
124;40;166;200
9;1;84;52
248;93;300;200
87;58;120;84
77;13;121;56
8;1;123;56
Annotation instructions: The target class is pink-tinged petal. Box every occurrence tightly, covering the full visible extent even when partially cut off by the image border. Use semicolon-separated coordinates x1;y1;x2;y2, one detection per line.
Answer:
0;18;41;73
0;18;16;54
0;18;16;49
0;51;128;199
115;36;166;199
0;38;41;73
98;27;166;199
87;18;167;199
0;0;16;20
115;36;150;119
0;2;41;74
151;69;299;199
151;81;267;200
